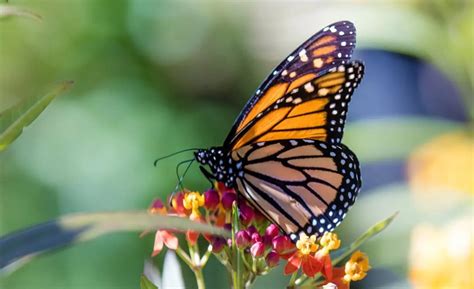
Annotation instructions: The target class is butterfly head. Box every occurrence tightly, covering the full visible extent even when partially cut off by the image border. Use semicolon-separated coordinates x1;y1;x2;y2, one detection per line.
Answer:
194;147;239;188
194;148;222;165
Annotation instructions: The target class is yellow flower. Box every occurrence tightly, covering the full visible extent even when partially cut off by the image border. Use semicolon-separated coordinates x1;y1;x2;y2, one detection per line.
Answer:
408;131;474;200
319;232;341;254
409;216;474;289
343;251;370;282
183;191;204;217
296;233;319;255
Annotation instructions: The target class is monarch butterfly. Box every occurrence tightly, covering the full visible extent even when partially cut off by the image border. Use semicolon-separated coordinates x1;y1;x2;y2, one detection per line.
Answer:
195;21;364;242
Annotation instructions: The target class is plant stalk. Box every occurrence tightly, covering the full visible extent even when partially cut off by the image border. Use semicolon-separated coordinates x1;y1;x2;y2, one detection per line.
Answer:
193;267;206;289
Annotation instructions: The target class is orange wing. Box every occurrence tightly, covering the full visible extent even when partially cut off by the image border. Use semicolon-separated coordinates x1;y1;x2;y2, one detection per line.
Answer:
229;61;364;150
224;21;357;149
232;139;361;240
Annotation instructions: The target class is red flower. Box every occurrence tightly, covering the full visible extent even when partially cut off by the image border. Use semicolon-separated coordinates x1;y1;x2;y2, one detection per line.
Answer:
284;253;323;277
317;250;334;280
186;213;203;245
321;267;349;289
282;233;330;278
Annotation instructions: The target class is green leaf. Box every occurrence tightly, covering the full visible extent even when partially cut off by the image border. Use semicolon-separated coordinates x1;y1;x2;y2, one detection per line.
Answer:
140;274;158;289
0;210;231;274
0;81;74;151
0;4;42;21
331;212;398;265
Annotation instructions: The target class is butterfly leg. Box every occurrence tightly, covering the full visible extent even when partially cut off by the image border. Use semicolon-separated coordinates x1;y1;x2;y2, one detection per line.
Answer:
199;166;215;188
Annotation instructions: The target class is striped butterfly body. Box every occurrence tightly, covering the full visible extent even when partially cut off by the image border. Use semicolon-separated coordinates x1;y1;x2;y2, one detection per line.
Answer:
195;21;364;242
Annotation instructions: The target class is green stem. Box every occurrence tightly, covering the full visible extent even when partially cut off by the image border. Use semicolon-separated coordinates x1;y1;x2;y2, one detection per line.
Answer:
192;242;201;265
193;267;206;289
240;251;252;270
295;275;308;285
231;202;244;289
200;244;213;267
175;247;194;269
287;271;299;289
251;257;257;274
300;272;322;287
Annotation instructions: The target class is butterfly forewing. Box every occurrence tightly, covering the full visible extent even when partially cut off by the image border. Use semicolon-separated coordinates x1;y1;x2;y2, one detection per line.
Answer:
232;139;361;241
229;61;364;150
225;21;357;147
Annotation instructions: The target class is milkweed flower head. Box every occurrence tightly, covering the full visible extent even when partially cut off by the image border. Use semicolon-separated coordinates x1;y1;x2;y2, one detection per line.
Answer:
144;198;179;256
143;183;371;289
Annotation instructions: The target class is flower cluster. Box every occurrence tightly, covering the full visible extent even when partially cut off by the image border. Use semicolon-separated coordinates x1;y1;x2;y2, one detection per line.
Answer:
144;183;371;289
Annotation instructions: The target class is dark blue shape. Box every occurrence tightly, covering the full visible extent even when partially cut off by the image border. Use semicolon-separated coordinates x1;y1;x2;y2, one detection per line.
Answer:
349;49;467;122
360;160;406;193
0;220;87;269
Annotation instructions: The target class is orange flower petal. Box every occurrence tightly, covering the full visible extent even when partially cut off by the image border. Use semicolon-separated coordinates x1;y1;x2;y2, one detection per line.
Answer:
284;254;302;275
322;267;349;289
301;254;323;277
186;230;200;245
317;251;333;280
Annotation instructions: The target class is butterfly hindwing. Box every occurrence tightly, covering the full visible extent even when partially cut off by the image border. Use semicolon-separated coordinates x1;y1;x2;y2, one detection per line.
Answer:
225;21;357;148
232;139;361;240
229;61;364;150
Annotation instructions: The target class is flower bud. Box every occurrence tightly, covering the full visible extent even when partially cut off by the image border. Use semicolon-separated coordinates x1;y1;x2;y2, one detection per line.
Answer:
186;230;199;246
251;232;262;244
211;237;226;253
235;230;251;249
149;198;167;215
221;192;237;210
204;189;220;210
238;201;255;225
263;224;279;246
246;225;258;236
265;251;280;267
272;235;295;257
223;223;232;231
265;224;280;239
250;241;265;257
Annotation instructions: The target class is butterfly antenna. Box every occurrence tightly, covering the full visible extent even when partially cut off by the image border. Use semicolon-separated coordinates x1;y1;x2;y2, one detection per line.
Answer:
167;159;193;206
154;148;200;167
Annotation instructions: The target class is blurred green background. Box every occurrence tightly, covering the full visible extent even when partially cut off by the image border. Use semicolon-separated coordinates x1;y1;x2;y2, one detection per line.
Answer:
1;0;472;288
